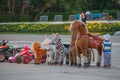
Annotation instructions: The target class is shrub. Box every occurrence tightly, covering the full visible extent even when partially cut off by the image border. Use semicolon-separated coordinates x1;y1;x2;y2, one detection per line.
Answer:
0;14;31;22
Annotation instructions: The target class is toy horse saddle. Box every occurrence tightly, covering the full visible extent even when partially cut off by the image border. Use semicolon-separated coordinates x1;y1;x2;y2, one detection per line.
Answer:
89;38;102;48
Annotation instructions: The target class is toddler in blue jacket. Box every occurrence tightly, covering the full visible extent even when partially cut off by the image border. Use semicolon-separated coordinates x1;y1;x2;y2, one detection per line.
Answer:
102;34;112;68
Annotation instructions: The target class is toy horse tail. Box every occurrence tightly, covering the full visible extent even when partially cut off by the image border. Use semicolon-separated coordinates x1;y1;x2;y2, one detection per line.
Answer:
88;45;95;62
91;48;95;62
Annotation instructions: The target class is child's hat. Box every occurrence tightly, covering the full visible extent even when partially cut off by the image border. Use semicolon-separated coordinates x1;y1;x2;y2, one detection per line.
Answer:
103;34;111;40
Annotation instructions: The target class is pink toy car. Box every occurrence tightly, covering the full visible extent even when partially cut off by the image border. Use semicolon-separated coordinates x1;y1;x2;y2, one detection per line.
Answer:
16;45;34;64
8;45;34;64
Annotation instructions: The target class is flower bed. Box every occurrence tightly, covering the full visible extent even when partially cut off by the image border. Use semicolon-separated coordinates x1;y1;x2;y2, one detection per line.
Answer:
87;22;120;34
0;22;120;35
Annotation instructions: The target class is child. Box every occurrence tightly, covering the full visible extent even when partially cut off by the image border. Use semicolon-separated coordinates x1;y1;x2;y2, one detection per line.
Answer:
102;34;112;68
0;39;9;48
81;11;87;24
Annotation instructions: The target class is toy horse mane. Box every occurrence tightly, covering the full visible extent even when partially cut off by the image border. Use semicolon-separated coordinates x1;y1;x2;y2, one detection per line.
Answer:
69;20;88;33
78;20;88;33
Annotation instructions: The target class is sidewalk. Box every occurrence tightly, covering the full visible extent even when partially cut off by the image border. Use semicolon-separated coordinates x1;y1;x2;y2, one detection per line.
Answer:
0;34;120;80
0;34;120;46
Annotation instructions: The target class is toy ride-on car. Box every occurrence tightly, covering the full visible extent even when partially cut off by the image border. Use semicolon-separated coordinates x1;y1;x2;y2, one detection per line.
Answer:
0;45;13;62
8;45;47;64
8;45;34;64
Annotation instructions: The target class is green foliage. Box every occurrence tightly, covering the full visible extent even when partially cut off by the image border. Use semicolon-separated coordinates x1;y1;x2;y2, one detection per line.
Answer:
0;0;120;22
0;14;31;22
103;10;120;19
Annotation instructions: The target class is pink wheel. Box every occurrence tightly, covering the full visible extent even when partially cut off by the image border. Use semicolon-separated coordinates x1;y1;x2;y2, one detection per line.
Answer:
8;56;16;63
41;57;46;63
23;56;31;64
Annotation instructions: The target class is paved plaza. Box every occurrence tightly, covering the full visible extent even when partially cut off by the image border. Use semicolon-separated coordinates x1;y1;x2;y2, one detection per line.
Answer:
0;34;120;46
0;34;120;80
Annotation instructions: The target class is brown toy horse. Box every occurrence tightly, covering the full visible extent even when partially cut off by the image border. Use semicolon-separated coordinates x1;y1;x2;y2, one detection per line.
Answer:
68;27;77;66
69;20;103;68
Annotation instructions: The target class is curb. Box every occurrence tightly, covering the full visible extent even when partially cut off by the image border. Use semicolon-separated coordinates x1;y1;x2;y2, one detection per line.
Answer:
112;43;120;46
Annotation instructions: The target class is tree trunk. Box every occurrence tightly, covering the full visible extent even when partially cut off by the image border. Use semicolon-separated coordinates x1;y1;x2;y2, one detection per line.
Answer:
7;0;16;13
20;0;27;15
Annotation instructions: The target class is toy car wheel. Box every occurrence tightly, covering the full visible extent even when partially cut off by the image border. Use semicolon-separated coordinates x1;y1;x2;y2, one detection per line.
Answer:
8;56;16;63
0;53;6;62
23;56;31;64
41;57;46;63
16;56;22;64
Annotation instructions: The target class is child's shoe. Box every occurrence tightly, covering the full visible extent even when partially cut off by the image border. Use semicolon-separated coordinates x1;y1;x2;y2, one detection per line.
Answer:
107;65;111;68
104;65;107;68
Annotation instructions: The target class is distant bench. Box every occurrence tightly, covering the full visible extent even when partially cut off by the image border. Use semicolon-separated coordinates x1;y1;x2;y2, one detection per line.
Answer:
92;13;101;19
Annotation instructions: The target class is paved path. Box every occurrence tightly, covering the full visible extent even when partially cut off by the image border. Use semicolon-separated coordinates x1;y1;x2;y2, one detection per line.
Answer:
0;34;120;42
0;45;120;80
0;34;120;47
0;61;120;80
0;20;120;25
0;34;120;80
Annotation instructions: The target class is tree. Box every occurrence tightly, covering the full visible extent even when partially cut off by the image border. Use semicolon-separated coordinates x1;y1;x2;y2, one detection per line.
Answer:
7;0;16;13
28;0;57;21
20;0;27;15
0;0;120;21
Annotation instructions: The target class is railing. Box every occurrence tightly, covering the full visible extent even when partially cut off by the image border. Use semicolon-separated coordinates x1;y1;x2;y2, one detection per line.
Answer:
0;21;120;25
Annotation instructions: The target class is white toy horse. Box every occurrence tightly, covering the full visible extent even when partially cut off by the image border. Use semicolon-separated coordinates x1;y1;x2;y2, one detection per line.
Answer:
42;37;56;65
